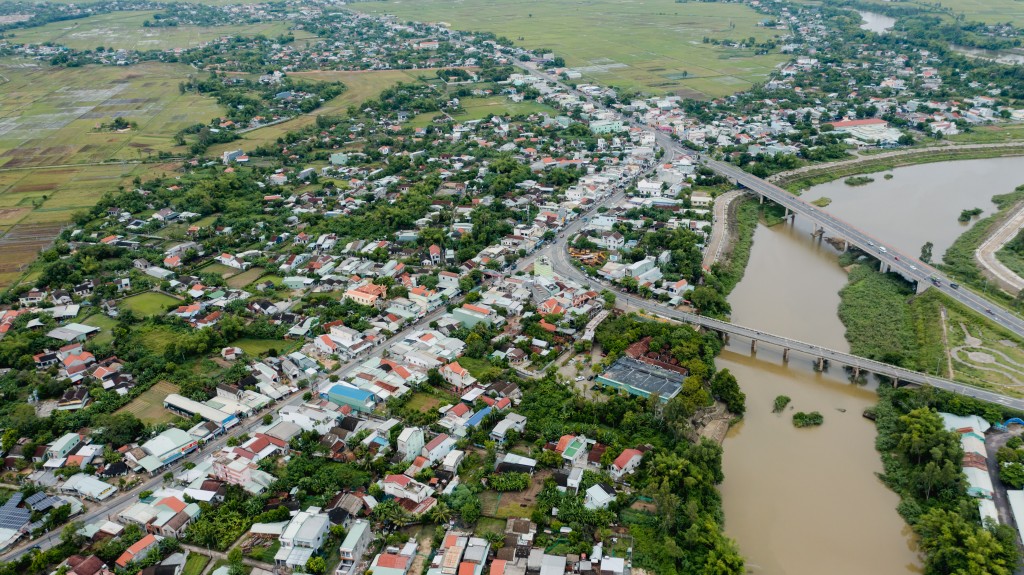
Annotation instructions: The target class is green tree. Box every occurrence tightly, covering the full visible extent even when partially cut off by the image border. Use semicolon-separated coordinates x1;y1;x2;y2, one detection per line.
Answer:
305;556;326;575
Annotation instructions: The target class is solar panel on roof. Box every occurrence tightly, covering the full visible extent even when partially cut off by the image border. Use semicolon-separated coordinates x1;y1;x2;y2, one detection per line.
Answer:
0;493;31;530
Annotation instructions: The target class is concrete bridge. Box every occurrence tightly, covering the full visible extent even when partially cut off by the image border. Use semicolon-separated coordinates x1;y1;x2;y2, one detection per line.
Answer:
547;239;1024;412
686;147;1024;341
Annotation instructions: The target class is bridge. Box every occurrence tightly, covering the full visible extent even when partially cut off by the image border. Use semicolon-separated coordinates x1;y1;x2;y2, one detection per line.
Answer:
660;130;1024;341
547;244;1024;411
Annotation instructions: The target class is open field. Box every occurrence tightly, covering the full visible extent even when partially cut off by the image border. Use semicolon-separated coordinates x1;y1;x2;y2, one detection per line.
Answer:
0;62;221;169
851;0;1024;27
81;313;119;346
121;292;181;316
351;0;788;98
208;69;431;156
5;11;294;51
949;124;1024;144
408;96;556;128
200;263;242;279
116;380;179;424
233;338;292;356
182;554;210;575
226;267;265;288
0;61;226;287
405;392;441;413
138;325;180;354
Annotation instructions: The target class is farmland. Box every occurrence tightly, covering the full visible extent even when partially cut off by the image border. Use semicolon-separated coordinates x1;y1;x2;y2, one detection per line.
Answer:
115;380;179;425
408;96;557;128
5;11;294;52
350;0;788;98
845;0;1024;27
0;61;226;287
208;69;433;156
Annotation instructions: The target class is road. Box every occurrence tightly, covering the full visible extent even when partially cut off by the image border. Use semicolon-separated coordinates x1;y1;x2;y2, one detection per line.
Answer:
683;138;1024;341
976;202;1024;294
702;189;743;269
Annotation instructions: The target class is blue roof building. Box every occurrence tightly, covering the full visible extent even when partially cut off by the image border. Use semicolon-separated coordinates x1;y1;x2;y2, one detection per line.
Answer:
321;384;378;413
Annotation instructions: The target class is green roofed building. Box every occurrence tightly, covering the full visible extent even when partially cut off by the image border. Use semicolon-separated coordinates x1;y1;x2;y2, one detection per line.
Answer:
595;357;684;402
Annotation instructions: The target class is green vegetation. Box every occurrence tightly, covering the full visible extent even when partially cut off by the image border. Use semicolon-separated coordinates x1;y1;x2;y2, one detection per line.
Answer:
792;411;824;427
709;196;758;296
772;395;791;413
940;185;1024;305
838;265;943;371
844;175;875;186
958;207;983;222
6;11;294;51
710;369;745;417
351;0;787;98
120;292;181;317
874;386;1021;575
996;226;1024;280
488;472;531;492
811;197;832;207
182;554;210;575
780;147;1024;194
997;441;1024;489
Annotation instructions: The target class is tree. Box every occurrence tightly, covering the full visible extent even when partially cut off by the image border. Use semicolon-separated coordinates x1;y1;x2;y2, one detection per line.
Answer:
710;369;745;416
915;507;1014;575
920;241;933;264
305;556;327;575
691;286;730;317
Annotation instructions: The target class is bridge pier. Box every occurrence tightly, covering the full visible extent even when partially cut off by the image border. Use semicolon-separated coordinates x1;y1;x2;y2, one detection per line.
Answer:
880;262;889;273
759;194;764;205
815;357;826;371
782;348;789;362
852;366;861;379
751;339;757;354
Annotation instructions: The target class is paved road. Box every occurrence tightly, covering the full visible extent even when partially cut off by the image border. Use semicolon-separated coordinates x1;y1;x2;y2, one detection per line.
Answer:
976;202;1024;294
702;189;743;269
680;139;1024;341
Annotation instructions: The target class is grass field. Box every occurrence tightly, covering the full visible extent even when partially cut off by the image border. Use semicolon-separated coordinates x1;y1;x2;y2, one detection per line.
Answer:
116;380;179;424
853;0;1024;27
208;69;431;156
121;292;181;316
81;313;119;346
6;11;294;51
351;0;788;98
226;267;265;288
138;325;180;355
405;392;442;413
234;338;290;356
200;263;242;278
408;96;556;128
950;124;1024;144
182;554;210;575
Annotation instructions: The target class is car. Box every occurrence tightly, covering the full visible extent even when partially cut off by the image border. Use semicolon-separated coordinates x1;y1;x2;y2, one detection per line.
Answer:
910;265;917;271
950;283;960;289
894;256;899;261
575;376;584;382
987;308;994;314
878;246;887;253
867;241;874;247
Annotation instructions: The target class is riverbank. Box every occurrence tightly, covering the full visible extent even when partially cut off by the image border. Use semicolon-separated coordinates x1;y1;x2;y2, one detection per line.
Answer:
710;194;758;296
774;143;1024;194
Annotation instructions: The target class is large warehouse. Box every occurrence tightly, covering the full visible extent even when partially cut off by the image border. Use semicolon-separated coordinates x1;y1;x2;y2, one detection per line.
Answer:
595;357;684;402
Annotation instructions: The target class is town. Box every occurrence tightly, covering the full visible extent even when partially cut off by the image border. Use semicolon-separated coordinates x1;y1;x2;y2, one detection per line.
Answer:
3;0;1024;575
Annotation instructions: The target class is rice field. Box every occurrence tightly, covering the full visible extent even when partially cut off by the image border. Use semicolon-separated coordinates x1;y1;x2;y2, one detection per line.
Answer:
350;0;789;98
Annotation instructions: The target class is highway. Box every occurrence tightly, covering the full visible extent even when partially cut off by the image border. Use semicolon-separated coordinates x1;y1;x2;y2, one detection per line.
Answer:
664;132;1024;340
546;238;1024;411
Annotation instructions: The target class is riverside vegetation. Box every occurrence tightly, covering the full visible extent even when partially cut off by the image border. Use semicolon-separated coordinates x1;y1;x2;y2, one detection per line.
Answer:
874;385;1022;575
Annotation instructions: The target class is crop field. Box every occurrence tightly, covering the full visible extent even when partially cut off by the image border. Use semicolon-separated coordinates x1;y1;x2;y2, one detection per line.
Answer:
849;0;1024;27
116;380;179;425
208;69;433;157
0;62;222;169
226;267;265;288
5;11;294;51
351;0;788;98
408;96;557;128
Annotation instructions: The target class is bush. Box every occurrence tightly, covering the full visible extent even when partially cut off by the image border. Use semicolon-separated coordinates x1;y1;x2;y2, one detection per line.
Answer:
772;395;791;414
792;411;823;427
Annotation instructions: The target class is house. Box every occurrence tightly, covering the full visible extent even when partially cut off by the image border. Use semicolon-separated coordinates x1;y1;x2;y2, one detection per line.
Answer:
382;474;432;504
216;253;249;270
63;555;110;575
555;434;589;466
368;547;415;575
583;483;616;510
337;520;372;575
452;303;501;328
489;413;527;444
421;433;456;465
277;507;331;570
440;362;477;394
397;428;425;463
116;534;160;568
609;448;643;480
441;449;464;474
321;384;378;413
47;433;82;460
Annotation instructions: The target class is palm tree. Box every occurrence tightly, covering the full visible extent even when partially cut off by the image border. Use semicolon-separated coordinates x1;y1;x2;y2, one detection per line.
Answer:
428;502;452;524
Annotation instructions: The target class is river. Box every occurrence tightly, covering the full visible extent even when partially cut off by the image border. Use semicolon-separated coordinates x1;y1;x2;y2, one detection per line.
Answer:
719;157;1024;573
952;45;1024;66
858;11;896;34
